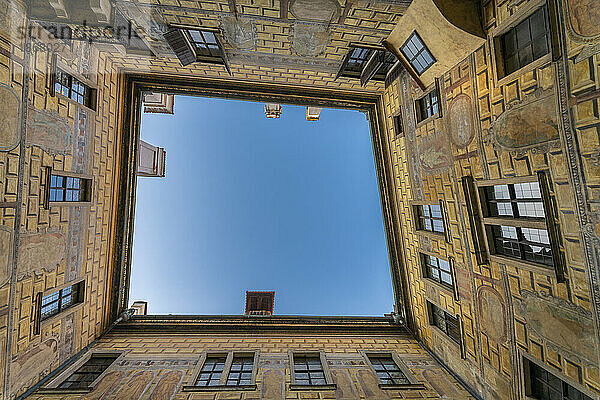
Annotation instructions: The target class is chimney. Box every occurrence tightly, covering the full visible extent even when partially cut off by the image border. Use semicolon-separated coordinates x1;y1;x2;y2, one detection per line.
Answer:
245;291;275;316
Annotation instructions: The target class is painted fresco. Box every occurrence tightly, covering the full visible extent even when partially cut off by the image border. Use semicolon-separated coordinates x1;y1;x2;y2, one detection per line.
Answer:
112;370;154;399
418;132;452;174
0;84;20;151
332;369;359;399
485;88;559;152
514;291;598;362
17;232;65;280
83;371;125;400
447;93;475;148
9;336;59;392
291;22;331;57
25;106;72;154
422;369;463;399
289;0;340;22
221;16;256;50
356;369;389;400
148;370;184;400
477;286;507;343
261;369;285;400
566;0;600;40
0;227;12;287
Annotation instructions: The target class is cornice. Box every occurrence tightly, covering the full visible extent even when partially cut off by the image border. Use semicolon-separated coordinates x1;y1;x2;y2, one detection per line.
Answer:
111;315;408;335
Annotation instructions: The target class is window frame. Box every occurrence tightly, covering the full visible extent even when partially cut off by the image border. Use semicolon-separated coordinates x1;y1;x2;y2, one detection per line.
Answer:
337;44;398;85
360;351;424;390
392;110;404;138
490;0;560;86
183;351;259;391
40;350;122;393
472;173;566;280
34;279;85;335
288;350;335;391
420;252;458;299
399;31;436;76
427;301;463;354
50;63;97;111
411;201;450;243
44;167;93;209
414;81;441;124
521;353;595;400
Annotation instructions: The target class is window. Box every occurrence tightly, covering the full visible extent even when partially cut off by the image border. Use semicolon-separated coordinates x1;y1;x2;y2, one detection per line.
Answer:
164;28;229;70
48;173;91;203
40;281;84;322
422;254;453;289
491;225;553;266
187;352;258;390
428;302;461;345
56;355;118;389
393;111;403;137
187;29;224;59
337;46;397;84
195;355;226;386
289;352;334;389
477;176;564;271
54;68;95;109
367;355;410;385
526;359;593;400
499;5;550;76
414;204;444;234
400;31;435;75
415;88;439;122
226;355;254;386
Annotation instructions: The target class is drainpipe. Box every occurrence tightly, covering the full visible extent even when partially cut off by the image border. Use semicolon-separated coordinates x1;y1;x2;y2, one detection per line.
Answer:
17;308;136;400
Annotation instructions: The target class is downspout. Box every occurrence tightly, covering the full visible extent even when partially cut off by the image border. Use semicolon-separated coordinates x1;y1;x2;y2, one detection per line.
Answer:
17;308;136;400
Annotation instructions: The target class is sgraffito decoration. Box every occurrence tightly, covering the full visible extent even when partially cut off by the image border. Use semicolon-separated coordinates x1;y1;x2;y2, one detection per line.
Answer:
289;0;340;22
447;93;476;148
565;0;600;41
356;369;390;399
484;87;560;156
17;232;66;280
148;370;185;400
222;16;256;50
332;369;360;400
0;84;21;152
112;370;154;399
421;369;463;399
9;336;59;393
82;371;126;400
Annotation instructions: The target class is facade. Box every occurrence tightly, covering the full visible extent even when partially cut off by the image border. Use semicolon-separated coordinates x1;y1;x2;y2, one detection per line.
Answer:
0;0;598;399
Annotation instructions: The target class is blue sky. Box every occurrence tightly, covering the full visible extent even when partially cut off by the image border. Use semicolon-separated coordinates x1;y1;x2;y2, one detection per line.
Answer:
130;96;393;316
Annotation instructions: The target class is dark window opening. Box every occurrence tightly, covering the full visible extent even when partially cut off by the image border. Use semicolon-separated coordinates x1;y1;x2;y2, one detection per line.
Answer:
527;359;592;400
54;68;95;109
367;355;410;385
49;174;91;203
415;204;444;233
57;355;117;389
491;225;553;266
40;282;84;321
393;112;403;137
422;254;453;289
195;356;227;386
500;5;550;76
338;46;397;84
293;355;326;386
226;356;254;386
484;181;545;219
415;89;439;122
429;302;461;344
400;31;435;75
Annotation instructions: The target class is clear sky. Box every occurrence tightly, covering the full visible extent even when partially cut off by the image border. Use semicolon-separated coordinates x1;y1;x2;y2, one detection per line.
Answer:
129;95;394;316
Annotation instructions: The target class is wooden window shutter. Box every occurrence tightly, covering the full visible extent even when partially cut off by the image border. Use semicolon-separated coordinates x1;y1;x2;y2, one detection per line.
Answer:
164;29;196;66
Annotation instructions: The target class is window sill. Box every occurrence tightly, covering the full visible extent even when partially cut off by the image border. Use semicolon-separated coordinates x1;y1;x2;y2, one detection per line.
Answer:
36;388;91;395
415;113;440;128
54;92;97;113
379;383;427;390
289;384;336;391
496;53;551;87
38;302;84;334
181;384;257;392
417;230;446;241
46;201;91;209
488;255;555;277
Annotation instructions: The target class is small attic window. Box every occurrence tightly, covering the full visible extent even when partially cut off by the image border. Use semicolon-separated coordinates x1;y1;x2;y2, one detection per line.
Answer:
400;31;435;75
